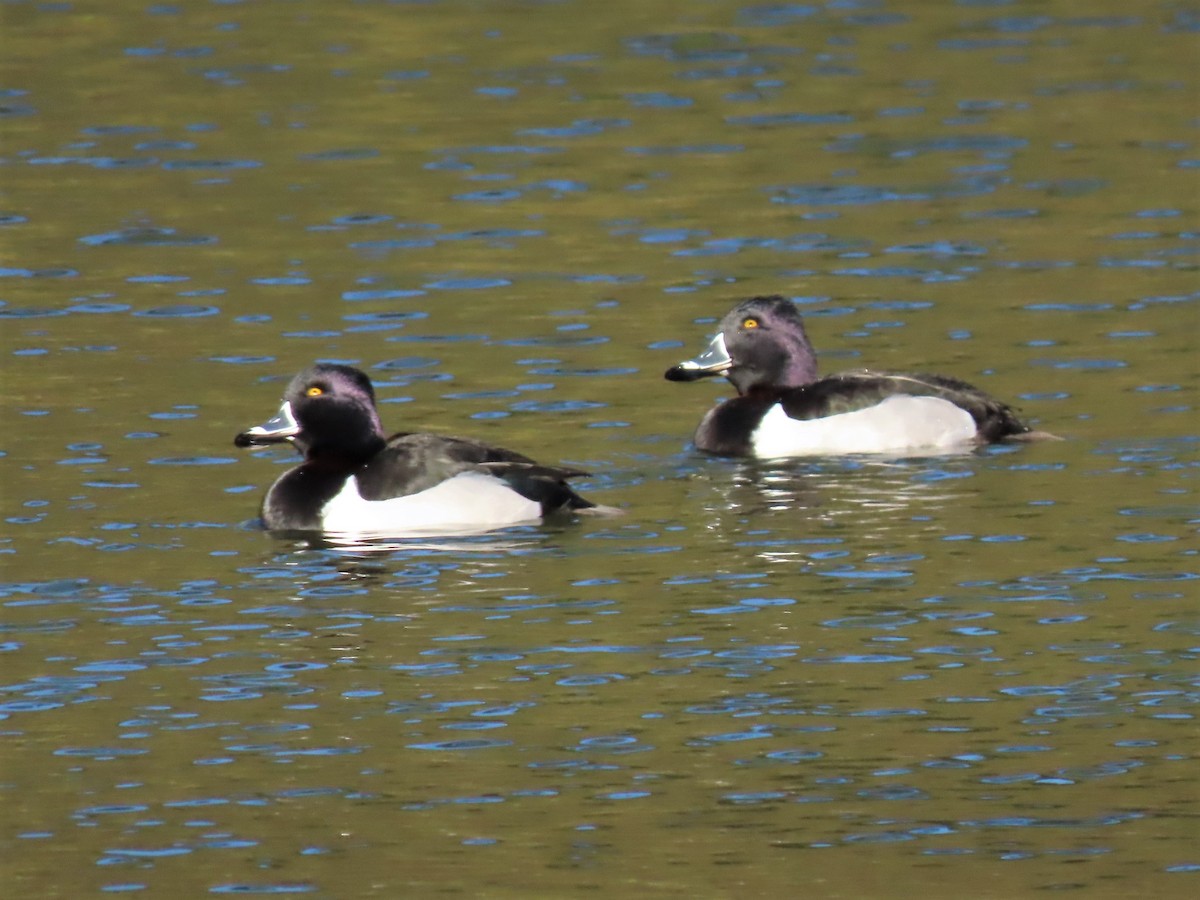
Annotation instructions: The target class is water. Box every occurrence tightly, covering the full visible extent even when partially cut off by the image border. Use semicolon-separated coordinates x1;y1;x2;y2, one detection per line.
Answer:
2;0;1197;896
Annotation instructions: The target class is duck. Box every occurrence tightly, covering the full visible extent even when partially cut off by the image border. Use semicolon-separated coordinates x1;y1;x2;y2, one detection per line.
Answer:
665;295;1050;458
234;363;603;536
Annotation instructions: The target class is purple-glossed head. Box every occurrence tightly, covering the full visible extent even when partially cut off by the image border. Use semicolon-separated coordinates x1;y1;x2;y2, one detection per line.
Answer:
235;363;386;461
665;295;819;395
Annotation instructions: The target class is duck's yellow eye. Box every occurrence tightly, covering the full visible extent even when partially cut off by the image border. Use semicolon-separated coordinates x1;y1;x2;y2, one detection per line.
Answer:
305;386;324;397
743;317;759;329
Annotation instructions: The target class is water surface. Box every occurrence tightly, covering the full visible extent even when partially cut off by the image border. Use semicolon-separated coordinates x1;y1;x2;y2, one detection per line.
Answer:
2;0;1197;896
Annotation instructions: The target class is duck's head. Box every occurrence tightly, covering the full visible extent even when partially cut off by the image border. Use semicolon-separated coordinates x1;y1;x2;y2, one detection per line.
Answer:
665;295;819;395
235;363;386;460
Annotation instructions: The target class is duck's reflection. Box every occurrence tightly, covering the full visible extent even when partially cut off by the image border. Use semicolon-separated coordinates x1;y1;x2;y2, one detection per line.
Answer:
232;518;574;606
689;452;980;526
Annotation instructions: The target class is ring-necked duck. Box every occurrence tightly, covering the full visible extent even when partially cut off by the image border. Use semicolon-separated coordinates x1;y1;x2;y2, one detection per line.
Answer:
666;295;1053;457
235;363;603;535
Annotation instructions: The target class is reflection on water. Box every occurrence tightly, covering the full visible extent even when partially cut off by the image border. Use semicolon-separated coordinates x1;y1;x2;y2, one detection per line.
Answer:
2;0;1197;896
255;524;581;562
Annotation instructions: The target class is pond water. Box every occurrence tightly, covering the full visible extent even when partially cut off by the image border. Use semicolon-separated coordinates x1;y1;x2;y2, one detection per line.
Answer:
2;0;1197;896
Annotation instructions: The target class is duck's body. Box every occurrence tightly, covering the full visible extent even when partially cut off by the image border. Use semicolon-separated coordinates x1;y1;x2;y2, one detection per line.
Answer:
666;295;1041;458
235;364;597;536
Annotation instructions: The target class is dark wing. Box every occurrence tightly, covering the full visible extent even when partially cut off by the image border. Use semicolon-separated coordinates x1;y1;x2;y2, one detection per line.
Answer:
478;461;595;513
388;431;542;465
781;370;1031;441
356;432;593;513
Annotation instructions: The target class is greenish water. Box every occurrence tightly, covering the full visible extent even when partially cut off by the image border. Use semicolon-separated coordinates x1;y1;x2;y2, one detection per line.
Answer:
1;0;1197;897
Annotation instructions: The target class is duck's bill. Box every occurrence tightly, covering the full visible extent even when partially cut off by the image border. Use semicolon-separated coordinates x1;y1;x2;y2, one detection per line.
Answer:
234;401;300;447
664;332;733;382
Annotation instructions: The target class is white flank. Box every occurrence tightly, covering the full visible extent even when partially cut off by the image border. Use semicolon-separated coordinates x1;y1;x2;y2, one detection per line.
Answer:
319;470;543;537
750;395;978;458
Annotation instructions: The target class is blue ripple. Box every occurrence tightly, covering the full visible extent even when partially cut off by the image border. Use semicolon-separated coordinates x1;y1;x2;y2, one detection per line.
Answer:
407;739;513;751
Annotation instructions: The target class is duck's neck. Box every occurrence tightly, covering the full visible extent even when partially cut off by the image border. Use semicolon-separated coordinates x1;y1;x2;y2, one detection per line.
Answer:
779;322;820;386
731;336;819;395
779;353;818;388
303;432;387;468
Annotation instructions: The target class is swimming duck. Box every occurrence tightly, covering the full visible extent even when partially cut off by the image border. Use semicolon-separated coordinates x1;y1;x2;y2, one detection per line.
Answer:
665;295;1044;457
235;363;600;535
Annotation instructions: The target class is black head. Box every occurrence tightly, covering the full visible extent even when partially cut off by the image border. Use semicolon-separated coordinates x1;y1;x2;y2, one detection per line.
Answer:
234;363;387;461
665;295;819;395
